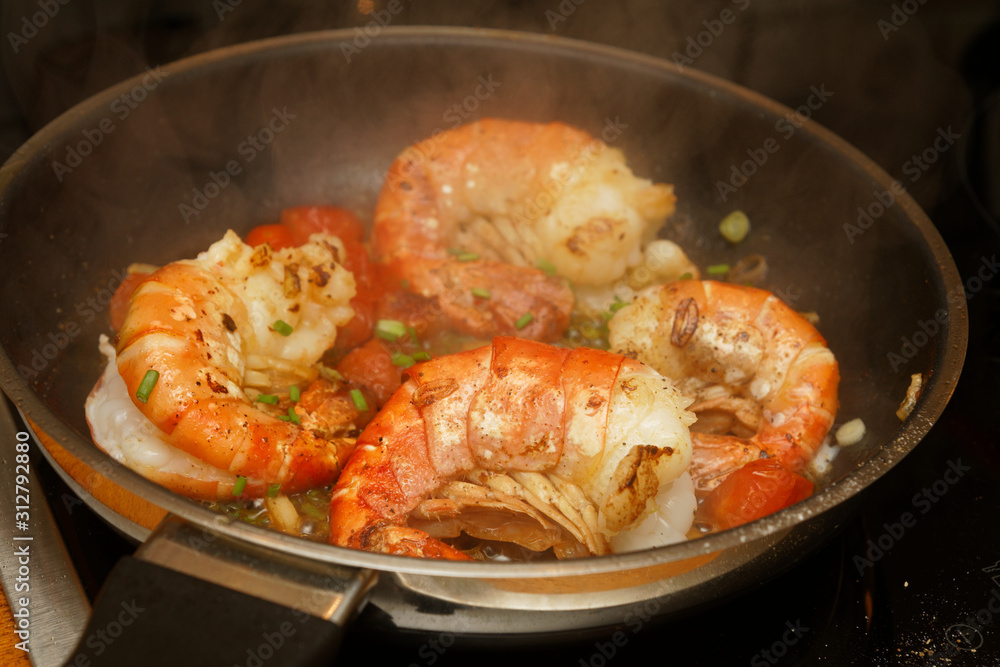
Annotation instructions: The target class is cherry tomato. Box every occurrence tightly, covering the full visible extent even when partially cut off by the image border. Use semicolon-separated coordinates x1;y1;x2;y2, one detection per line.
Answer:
694;459;814;532
109;272;150;331
334;298;377;353
281;206;365;245
245;224;295;250
335;339;404;408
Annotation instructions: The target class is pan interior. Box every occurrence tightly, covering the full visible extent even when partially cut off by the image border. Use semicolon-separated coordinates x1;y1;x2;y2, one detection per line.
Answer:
0;28;965;576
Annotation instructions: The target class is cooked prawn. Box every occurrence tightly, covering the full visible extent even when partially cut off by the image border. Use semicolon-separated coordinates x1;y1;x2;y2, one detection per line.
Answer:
372;119;680;340
608;280;839;496
86;230;361;499
328;336;696;560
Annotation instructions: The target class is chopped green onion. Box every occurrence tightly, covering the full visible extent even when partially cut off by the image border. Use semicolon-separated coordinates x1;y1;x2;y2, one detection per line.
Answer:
135;369;159;404
609;298;629;313
471;287;491;299
679;272;693;280
719;210;750;244
300;503;326;520
267;483;281;498
278;414;291;421
273;320;294;336
400;279;410;289
447;248;480;261
407;326;419;344
232;476;247;496
707;264;730;276
535;258;557;276
350;388;369;411
375;319;408;341
391;352;416;368
412;351;431;362
318;365;345;382
515;312;534;330
289;386;300;402
256;393;279;404
286;406;301;424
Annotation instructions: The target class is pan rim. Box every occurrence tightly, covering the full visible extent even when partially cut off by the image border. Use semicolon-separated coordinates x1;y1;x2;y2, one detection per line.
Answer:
0;25;967;578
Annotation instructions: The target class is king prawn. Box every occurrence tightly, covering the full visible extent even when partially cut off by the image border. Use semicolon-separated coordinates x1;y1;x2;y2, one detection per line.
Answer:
86;119;838;559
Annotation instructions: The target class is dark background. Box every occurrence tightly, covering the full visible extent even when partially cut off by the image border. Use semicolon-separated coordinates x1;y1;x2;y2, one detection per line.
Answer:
2;1;999;665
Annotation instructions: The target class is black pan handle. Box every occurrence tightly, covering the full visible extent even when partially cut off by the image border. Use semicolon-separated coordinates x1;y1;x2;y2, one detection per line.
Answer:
64;516;376;667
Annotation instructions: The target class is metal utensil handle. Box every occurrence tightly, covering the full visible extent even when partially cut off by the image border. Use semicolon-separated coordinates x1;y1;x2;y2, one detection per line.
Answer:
65;516;377;666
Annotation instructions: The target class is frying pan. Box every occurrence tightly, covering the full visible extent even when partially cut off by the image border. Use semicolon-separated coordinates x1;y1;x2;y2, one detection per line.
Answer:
0;27;966;665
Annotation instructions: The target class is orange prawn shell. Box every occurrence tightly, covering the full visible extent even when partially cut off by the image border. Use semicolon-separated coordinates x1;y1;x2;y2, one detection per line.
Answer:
610;279;839;493
327;338;640;560
113;262;352;498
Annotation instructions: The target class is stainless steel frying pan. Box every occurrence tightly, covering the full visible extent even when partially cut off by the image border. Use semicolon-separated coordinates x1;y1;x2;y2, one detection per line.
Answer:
0;27;966;665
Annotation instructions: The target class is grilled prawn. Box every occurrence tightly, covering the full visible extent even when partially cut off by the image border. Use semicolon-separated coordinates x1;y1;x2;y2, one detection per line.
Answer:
372;119;682;341
328;337;696;560
608;280;839;497
85;230;362;499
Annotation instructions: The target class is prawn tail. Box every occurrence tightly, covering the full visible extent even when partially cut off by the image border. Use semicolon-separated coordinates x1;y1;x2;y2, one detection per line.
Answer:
363;525;473;560
689;432;761;497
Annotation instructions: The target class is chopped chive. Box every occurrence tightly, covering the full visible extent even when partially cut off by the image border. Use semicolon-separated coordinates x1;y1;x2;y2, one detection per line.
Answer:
391;352;416;368
719;210;750;244
375;319;408;341
278;414;290;421
135;369;159;404
318;365;345;382
286;406;301;424
679;272;693;280
609;298;629;313
273;319;294;336
289;386;300;402
535;258;557;276
232;476;247;496
412;351;431;362
267;483;281;498
301;503;326;520
256;393;279;404
471;287;491;299
350;388;369;411
707;264;730;275
407;326;419;344
447;248;480;261
515;312;534;330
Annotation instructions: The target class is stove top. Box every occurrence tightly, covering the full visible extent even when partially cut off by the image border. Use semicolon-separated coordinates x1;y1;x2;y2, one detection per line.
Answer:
2;1;999;665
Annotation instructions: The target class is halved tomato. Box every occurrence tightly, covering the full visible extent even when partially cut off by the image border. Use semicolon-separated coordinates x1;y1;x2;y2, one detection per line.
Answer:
694;459;814;532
